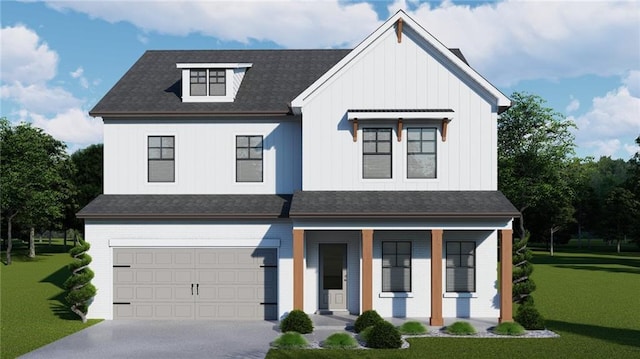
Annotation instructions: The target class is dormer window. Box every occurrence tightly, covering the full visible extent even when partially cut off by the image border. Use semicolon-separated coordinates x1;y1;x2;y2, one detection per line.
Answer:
177;63;252;103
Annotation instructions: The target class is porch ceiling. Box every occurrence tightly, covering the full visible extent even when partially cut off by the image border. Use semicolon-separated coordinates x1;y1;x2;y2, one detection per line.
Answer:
289;191;519;219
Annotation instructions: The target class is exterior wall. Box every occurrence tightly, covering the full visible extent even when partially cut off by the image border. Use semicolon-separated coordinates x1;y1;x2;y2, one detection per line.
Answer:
103;117;301;194
303;231;361;315
85;219;293;320
300;27;498;191
442;230;499;318
372;231;431;318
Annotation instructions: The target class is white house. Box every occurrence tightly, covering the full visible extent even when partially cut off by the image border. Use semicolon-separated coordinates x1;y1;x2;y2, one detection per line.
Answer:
79;10;518;324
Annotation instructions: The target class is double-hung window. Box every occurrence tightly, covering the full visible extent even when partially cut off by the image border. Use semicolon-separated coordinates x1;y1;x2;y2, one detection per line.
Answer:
407;128;436;178
363;128;392;179
236;135;263;182
148;136;175;182
190;69;226;96
382;241;411;292
446;241;476;292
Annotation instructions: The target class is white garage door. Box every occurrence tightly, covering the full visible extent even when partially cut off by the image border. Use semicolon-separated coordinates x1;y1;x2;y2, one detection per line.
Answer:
113;248;277;320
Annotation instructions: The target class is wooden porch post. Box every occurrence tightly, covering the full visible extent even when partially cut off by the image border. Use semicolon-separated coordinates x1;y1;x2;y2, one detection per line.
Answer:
500;229;513;322
293;229;304;310
361;229;374;312
430;229;444;326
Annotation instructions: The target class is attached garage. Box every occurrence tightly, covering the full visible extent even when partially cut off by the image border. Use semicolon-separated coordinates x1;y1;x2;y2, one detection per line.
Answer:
113;248;278;320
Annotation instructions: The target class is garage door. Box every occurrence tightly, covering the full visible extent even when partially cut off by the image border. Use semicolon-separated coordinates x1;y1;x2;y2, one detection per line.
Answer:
113;248;277;320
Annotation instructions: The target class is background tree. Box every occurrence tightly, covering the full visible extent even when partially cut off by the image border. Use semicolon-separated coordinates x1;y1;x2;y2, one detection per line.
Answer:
0;118;70;264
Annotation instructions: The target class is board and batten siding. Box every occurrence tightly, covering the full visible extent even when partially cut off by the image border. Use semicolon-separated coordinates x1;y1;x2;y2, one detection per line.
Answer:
85;219;293;320
102;118;301;194
300;26;498;191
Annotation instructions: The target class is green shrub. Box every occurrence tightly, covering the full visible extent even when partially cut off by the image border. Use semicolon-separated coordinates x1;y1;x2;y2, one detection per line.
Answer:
359;326;374;342
272;332;308;349
366;321;402;349
445;321;476;335
493;322;526;336
322;332;358;349
398;321;427;335
354;310;384;333
279;310;313;334
515;303;545;330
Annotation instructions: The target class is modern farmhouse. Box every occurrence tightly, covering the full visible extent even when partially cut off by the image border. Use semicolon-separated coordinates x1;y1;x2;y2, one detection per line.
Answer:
78;10;519;324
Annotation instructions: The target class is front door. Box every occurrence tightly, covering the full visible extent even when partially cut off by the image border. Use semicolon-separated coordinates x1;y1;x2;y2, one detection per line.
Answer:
319;244;347;311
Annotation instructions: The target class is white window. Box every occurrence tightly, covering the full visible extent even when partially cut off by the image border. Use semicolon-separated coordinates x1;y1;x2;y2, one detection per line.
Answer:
236;135;263;182
148;136;174;182
407;128;436;178
177;63;252;103
363;128;392;179
190;69;226;97
446;241;476;292
382;241;411;292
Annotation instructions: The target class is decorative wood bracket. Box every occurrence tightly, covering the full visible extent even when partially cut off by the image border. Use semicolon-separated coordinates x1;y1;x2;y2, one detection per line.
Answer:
397;119;403;142
352;118;358;142
442;118;450;142
396;18;403;43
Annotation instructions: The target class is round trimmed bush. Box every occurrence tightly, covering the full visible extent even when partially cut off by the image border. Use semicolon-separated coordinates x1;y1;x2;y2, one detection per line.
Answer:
493;322;526;336
354;309;384;333
358;326;374;342
322;332;358;349
366;321;402;349
280;310;313;334
398;321;427;335
515;303;545;330
272;332;308;349
445;321;476;335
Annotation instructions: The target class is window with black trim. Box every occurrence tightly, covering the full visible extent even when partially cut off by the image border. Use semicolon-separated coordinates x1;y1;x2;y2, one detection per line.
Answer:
446;241;476;292
382;241;411;292
148;136;174;182
190;69;226;96
236;135;263;182
363;128;392;179
407;127;436;178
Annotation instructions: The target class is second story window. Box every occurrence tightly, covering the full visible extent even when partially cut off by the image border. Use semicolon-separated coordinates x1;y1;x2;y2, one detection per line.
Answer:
236;135;263;182
148;136;174;182
190;69;226;97
407;128;437;178
363;128;392;179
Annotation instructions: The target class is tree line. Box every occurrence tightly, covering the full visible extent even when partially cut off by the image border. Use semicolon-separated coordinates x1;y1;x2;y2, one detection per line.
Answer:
0;118;102;264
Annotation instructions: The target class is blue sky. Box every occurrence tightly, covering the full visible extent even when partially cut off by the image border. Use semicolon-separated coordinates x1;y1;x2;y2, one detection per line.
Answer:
1;0;639;159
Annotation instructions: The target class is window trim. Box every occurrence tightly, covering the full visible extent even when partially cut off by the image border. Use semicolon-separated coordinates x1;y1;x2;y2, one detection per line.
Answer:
362;127;393;179
445;241;476;293
147;135;175;183
381;241;412;293
235;135;264;183
406;127;437;179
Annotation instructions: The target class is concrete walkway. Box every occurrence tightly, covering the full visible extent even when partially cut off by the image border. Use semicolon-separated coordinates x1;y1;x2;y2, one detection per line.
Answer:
19;320;280;359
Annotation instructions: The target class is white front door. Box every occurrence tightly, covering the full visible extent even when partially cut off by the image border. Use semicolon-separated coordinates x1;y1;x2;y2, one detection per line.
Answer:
319;244;347;311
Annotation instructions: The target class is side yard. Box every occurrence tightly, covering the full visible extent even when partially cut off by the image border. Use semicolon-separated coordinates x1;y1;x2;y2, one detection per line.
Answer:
1;240;101;359
267;241;640;358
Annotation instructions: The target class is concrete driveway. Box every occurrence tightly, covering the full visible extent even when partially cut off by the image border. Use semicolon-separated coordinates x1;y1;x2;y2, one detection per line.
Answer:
19;320;279;359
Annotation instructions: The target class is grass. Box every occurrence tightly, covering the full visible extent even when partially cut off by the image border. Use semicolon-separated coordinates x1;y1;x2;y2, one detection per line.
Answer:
1;239;101;359
493;322;526;336
398;321;427;335
272;332;309;349
445;321;476;335
267;240;640;358
321;332;358;349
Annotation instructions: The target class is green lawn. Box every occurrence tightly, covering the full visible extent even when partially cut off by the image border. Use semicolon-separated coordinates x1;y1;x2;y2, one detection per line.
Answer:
1;240;100;359
267;241;640;358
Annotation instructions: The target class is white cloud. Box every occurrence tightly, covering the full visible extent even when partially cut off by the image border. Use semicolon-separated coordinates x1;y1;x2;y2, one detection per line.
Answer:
624;142;639;157
623;70;640;97
566;96;580;113
0;25;58;84
0;25;101;146
569;79;640;159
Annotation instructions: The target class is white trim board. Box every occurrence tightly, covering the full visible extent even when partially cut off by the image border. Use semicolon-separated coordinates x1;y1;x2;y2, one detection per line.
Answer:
109;238;281;247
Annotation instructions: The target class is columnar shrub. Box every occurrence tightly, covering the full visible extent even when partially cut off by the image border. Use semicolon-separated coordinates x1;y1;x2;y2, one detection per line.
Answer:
64;235;97;323
354;309;384;333
366;321;402;349
513;232;537;303
280;310;313;334
515;302;545;330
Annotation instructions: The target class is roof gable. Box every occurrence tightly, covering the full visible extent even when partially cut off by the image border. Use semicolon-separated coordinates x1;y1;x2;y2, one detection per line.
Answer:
291;10;510;113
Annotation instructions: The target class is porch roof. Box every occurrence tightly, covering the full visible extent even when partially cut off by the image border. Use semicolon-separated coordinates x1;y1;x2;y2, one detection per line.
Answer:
289;191;520;219
77;194;292;219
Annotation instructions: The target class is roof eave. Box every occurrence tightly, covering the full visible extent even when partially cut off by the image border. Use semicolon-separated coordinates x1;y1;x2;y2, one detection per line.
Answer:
289;212;521;219
89;110;292;118
77;213;287;220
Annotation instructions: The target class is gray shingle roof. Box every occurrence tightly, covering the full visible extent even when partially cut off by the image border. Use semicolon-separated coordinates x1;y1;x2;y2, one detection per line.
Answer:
289;191;519;219
90;50;351;116
77;194;292;219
